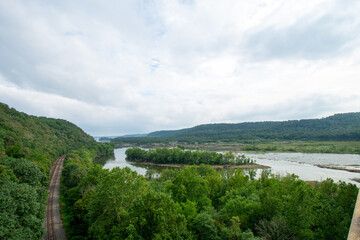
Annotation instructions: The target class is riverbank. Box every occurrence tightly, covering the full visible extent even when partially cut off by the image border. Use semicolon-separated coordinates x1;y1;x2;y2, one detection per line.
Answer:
316;164;360;173
131;161;270;169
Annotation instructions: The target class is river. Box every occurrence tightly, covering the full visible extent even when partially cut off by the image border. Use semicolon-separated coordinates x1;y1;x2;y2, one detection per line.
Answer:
246;152;360;186
103;148;360;186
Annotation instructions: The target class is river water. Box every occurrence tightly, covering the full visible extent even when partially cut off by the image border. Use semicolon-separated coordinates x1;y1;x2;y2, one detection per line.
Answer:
245;152;360;186
103;148;148;175
103;148;360;186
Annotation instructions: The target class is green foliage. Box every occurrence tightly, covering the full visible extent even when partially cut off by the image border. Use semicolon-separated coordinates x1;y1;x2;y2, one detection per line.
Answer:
0;157;44;186
62;164;87;189
0;164;18;183
61;153;358;240
194;211;219;240
169;166;211;210
5;144;26;158
87;167;148;239
0;181;46;239
312;179;358;240
126;147;253;166
0;139;4;153
0;102;99;173
128;190;189;239
0;156;46;240
221;194;261;230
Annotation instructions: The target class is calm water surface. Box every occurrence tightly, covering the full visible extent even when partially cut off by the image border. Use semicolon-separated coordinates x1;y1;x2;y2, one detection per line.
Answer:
103;148;148;175
104;148;360;186
244;152;360;186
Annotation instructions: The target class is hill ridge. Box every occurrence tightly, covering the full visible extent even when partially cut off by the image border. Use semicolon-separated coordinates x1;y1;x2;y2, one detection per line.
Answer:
146;112;360;142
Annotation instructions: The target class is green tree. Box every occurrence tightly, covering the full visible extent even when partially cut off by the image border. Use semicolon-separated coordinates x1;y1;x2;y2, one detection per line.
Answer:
168;166;211;209
5;144;26;158
0;165;18;183
62;163;87;189
194;211;219;240
128;190;190;239
0;157;43;186
0;181;45;239
87;167;148;240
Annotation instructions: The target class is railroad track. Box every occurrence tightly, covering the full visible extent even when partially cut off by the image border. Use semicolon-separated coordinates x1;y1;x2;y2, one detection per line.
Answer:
45;155;66;240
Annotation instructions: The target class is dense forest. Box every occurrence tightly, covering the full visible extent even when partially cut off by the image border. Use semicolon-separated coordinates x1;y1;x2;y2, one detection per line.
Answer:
0;103;113;239
62;161;357;240
112;112;360;144
125;147;254;165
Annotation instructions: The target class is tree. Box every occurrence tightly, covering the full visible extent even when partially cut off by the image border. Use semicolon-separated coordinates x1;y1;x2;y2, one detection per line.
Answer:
0;181;45;239
5;144;26;158
62;163;87;189
168;166;211;210
194;211;219;240
255;216;294;240
0;157;43;186
87;167;148;240
128;190;190;239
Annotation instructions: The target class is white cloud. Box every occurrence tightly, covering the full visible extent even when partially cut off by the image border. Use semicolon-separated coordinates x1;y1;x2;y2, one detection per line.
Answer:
0;0;360;135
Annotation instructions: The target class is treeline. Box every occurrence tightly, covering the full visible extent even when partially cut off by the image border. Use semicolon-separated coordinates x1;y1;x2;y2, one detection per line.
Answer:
0;102;113;239
143;112;360;143
125;147;254;165
111;136;169;146
61;162;357;240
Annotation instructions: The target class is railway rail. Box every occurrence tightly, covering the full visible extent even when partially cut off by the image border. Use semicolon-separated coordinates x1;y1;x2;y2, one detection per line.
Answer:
44;155;67;240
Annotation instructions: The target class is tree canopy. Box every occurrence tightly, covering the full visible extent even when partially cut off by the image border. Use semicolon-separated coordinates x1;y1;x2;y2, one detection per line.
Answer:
61;162;358;240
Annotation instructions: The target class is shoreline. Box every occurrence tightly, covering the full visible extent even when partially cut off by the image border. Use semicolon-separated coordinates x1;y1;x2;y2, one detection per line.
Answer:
316;164;360;173
131;161;270;169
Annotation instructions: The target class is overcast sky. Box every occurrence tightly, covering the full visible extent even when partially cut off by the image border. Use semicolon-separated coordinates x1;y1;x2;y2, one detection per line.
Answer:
1;0;360;136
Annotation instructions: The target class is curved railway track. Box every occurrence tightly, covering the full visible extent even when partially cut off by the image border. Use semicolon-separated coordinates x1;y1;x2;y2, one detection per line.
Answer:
45;155;67;240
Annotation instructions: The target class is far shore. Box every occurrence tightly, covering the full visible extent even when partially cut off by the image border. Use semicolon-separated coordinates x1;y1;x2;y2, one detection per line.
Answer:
115;140;360;155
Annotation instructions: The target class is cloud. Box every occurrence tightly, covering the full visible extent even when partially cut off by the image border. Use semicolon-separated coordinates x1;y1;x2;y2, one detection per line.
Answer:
0;0;360;135
244;0;360;60
225;93;360;123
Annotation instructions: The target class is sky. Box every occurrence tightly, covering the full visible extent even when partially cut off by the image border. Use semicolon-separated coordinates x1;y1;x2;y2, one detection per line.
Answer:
1;0;360;136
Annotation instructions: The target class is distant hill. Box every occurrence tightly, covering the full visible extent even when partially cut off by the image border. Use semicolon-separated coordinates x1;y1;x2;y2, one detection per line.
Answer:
145;113;360;142
120;133;148;138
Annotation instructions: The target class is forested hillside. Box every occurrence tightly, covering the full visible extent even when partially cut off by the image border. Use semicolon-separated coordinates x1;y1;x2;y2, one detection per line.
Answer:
0;102;113;239
146;113;360;142
0;103;99;171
